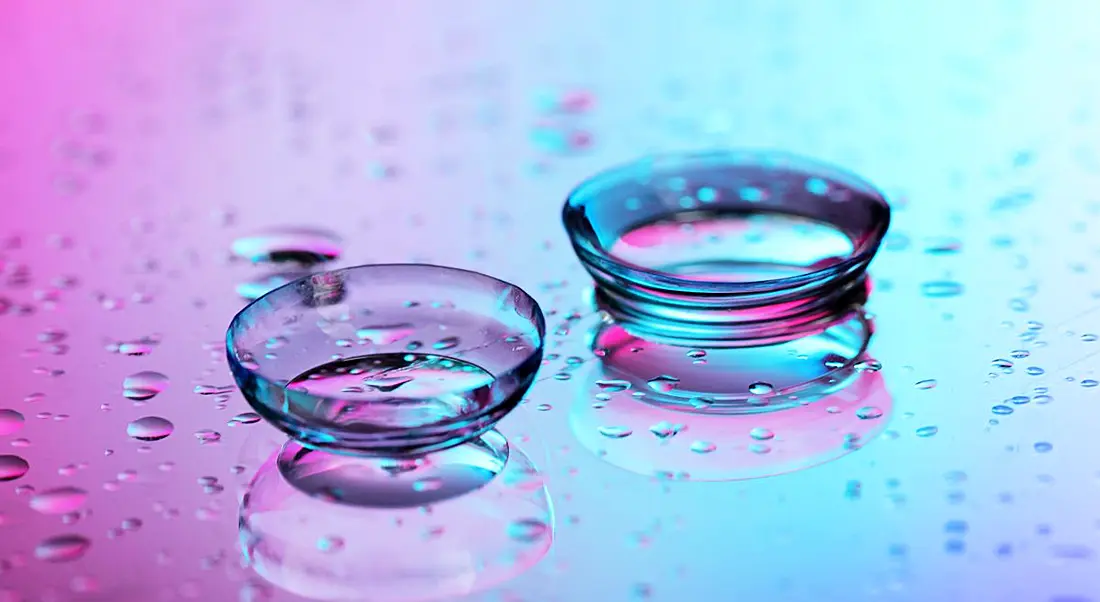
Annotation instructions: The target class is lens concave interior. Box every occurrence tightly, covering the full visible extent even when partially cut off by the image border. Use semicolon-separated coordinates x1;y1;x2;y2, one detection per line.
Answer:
226;264;546;456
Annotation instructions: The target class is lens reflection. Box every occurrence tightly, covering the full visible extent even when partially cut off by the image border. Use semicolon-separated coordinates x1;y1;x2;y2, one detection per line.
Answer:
238;431;554;602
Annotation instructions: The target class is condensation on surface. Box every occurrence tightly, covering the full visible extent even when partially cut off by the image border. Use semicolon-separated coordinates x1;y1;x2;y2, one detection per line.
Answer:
3;1;1100;601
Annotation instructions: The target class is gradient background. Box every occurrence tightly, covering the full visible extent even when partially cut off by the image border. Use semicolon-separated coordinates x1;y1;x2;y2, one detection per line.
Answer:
2;1;1100;600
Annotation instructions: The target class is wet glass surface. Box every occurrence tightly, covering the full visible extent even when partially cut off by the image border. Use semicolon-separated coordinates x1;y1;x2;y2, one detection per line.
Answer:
3;2;1100;600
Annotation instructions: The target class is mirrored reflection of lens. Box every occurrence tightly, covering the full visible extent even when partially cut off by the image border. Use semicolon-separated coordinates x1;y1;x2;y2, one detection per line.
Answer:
587;311;873;414
569;362;893;481
238;432;554;602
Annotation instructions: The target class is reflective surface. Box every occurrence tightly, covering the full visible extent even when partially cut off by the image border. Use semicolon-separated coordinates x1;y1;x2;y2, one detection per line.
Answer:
3;2;1100;601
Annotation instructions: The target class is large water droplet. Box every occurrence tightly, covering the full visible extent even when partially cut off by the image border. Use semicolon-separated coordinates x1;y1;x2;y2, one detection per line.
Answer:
122;371;169;401
0;454;29;481
30;487;88;514
35;534;91;562
231;227;342;266
127;416;174;441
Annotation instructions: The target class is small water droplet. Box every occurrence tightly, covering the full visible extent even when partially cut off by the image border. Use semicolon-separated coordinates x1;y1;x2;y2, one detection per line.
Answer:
228;412;262;426
432;336;460;351
598;425;633;439
647;375;680;393
29;487;88;514
921;281;964;298
35;534;91;562
855;358;883;372
595;379;631;393
856;406;884;420
916;426;939;438
649;421;683;440
690;440;717;454
749;427;775;440
317;535;345;553
507;518;550;543
126;416;174;441
1034;441;1053;453
193;384;234;396
194;429;222;445
748;382;774;395
122;371;169;401
915;379;938;390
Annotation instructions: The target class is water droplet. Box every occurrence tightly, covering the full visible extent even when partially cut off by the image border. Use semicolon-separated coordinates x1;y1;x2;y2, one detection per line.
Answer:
924;237;963;254
432;336;460;351
1034;441;1053;453
855;358;883;372
194;429;222;445
0;409;25;436
921;281;964;298
0;454;30;481
916;426;939;438
856;406;884;420
508;518;550;543
317;536;345;553
595;379;631;393
228;412;261;426
992;405;1014;415
749;427;775;440
748;382;774;395
122;371;169;401
690;440;717;454
230;227;342;266
30;487;88;514
686;349;706;359
126;416;174;441
915;379;938;390
1082;379;1099;388
193;384;234;396
647;375;680;393
35;534;91;562
598;425;633;439
748;443;771;454
649;421;683;440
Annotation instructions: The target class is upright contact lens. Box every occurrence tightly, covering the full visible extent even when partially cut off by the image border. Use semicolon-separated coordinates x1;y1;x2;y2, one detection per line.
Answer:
227;264;550;600
563;150;891;413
